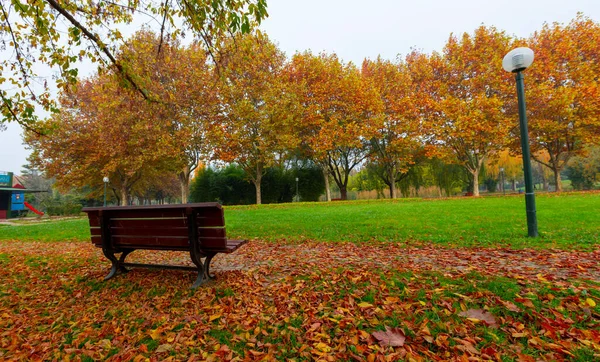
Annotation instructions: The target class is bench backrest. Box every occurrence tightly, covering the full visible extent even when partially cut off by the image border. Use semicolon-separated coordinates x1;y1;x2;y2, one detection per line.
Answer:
83;203;228;251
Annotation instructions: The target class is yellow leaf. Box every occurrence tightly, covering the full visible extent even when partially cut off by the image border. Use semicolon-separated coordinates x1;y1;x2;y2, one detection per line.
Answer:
149;329;161;341
99;339;112;349
358;302;373;308
586;298;596;307
209;314;222;321
315;342;331;352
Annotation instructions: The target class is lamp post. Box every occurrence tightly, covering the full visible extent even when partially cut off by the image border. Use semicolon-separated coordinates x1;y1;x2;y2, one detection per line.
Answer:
295;177;299;202
502;47;538;237
103;176;109;207
499;167;505;196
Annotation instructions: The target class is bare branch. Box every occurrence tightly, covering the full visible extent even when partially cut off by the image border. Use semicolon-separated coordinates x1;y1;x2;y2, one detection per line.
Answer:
157;0;170;55
44;0;152;101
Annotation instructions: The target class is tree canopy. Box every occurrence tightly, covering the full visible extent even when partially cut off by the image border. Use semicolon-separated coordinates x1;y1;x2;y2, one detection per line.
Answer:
0;0;267;130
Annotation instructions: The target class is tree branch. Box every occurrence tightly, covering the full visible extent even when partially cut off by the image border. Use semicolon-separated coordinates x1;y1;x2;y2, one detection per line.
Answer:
157;0;170;55
44;0;152;101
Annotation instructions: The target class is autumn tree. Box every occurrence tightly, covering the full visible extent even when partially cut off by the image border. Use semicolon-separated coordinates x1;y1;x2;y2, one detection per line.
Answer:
287;52;382;200
522;15;600;191
119;31;220;203
565;146;600;190
362;57;424;199
214;33;298;204
413;27;514;196
25;74;173;206
0;0;267;129
486;149;524;192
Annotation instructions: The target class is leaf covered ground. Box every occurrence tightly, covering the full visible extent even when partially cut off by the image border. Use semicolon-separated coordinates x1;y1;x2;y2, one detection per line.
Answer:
1;240;599;361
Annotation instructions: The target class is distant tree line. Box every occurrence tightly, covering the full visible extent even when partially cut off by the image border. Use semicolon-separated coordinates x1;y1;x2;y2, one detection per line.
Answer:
23;15;600;205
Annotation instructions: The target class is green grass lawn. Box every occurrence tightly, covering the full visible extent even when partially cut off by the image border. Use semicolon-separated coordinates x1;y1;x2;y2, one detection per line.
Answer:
1;192;598;249
226;192;599;249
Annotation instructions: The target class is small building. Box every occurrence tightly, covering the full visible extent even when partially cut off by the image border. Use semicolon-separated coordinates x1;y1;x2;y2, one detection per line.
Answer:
0;171;45;219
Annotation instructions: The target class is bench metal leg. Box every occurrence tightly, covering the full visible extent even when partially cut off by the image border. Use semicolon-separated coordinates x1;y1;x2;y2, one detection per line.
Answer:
102;248;120;281
102;248;132;280
205;254;216;280
117;249;133;273
190;249;217;288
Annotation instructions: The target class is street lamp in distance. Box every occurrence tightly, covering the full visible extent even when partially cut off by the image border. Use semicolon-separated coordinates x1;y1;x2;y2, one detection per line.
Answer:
499;167;505;196
103;176;109;207
502;47;538;237
295;177;299;202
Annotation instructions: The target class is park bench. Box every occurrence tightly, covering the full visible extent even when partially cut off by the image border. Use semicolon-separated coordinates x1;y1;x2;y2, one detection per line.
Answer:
82;203;247;288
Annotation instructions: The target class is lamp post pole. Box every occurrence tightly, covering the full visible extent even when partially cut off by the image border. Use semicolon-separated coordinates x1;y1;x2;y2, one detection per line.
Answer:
503;47;538;237
103;176;109;207
295;177;299;202
500;167;505;196
514;71;538;237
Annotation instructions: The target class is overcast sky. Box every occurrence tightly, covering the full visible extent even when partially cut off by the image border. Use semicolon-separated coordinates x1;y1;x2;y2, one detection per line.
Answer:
1;0;599;175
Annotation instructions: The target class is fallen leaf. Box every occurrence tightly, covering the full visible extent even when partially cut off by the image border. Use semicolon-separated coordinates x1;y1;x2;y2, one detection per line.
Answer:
501;300;521;312
309;322;321;331
372;326;406;347
155;344;172;353
315;342;331;352
458;309;498;328
149;329;161;341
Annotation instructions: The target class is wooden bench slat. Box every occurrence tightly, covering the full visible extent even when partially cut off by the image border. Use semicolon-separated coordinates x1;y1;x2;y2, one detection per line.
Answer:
110;226;189;237
203;239;248;253
87;215;226;228
198;227;226;238
111;236;190;248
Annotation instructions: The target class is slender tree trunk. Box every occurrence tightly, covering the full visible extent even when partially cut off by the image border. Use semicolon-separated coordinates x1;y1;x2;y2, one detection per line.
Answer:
472;170;480;197
553;166;562;192
111;188;120;206
254;172;262;205
388;168;397;199
512;179;517;191
323;168;331;201
178;166;190;203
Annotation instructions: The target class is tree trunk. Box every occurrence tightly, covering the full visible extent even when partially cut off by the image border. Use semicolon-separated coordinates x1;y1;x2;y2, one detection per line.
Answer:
119;184;128;206
254;172;262;205
323;168;331;202
512;179;517;191
553;166;562;192
472;169;480;197
340;186;347;200
178;166;190;204
389;169;397;199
